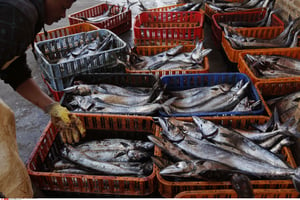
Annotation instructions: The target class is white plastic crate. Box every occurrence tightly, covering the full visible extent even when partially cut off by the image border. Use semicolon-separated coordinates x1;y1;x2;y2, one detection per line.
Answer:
35;29;127;91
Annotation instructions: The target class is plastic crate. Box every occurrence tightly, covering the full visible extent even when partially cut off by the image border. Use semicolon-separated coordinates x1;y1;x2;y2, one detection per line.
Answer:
148;3;205;13
155;116;298;198
255;80;300;119
159;73;265;117
174;189;299;198
35;29;127;91
204;2;259;20
35;23;99;43
238;48;300;84
125;45;209;76
211;9;284;47
221;27;300;63
60;73;163;115
134;11;204;42
68;3;131;35
27;114;158;196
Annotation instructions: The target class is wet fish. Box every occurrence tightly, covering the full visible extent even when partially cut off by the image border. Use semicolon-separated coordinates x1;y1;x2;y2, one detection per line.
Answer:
61;145;142;175
147;135;194;161
192;116;290;168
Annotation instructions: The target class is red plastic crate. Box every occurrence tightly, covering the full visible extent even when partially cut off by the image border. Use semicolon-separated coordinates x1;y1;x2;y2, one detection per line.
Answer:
134;11;204;43
255;81;300;119
68;3;131;35
175;189;299;198
42;74;64;102
155;116;299;198
238;48;300;84
211;8;284;48
27;114;159;196
125;45;209;77
221;27;288;63
35;23;99;43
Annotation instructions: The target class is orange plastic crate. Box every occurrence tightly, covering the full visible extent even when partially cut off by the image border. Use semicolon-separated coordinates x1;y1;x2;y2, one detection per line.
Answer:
238;48;300;84
125;45;209;77
27;114;158;196
134;11;204;42
68;3;131;35
155;116;299;198
211;8;284;47
175;189;299;198
255;81;300;118
221;27;290;63
35;23;99;43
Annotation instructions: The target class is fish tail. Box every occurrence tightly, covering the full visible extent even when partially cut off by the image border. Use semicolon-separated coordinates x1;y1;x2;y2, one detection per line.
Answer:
161;97;177;115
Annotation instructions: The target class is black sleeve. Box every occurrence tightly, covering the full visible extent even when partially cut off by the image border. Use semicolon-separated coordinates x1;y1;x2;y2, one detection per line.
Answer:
0;54;32;90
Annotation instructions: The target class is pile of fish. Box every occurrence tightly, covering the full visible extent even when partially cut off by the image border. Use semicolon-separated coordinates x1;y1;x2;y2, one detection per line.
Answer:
218;8;279;28
224;17;300;49
80;0;136;23
52;138;154;176
48;32;119;64
149;115;300;192
206;0;275;13
138;1;204;12
62;79;174;115
162;79;261;115
244;54;300;78
128;41;211;71
267;91;300;123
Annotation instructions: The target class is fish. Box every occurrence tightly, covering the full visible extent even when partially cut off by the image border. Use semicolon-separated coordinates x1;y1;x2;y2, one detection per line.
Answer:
147;135;194;161
168;80;250;113
76;138;154;152
81;5;114;23
170;83;232;108
93;96;176;115
61;144;143;175
192;116;290;168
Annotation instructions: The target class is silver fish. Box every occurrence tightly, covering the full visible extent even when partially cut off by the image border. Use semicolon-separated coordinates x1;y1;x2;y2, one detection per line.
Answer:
61;145;142;175
192;116;290;168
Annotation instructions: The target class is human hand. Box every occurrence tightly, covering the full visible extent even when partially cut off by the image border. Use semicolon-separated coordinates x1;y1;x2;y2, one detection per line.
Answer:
46;102;86;143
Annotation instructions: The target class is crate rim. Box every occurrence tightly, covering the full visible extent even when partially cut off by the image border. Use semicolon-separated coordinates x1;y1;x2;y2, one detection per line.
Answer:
68;2;128;21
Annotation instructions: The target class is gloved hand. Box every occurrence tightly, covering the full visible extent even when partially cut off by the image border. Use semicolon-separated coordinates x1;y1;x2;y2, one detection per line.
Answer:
46;102;86;143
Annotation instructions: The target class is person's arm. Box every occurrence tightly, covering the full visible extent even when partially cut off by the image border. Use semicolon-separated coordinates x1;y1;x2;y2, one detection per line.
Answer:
15;78;54;112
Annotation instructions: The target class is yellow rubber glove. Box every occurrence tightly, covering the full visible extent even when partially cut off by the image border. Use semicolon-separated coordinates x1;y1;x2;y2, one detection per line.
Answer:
46;102;86;143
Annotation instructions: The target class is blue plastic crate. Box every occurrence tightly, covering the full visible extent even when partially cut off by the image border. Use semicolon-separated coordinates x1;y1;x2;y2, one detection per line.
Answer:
159;73;265;117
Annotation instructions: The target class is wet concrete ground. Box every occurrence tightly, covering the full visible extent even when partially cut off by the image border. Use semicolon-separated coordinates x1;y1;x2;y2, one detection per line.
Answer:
0;0;243;197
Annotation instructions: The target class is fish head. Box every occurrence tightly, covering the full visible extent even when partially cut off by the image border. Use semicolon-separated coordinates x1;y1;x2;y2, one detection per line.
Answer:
192;116;219;138
127;150;149;162
160;161;193;175
158;117;185;142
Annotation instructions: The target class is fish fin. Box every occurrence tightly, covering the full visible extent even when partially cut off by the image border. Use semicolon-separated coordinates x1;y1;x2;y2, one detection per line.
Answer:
114;151;126;158
162;97;177;115
120;142;130;148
